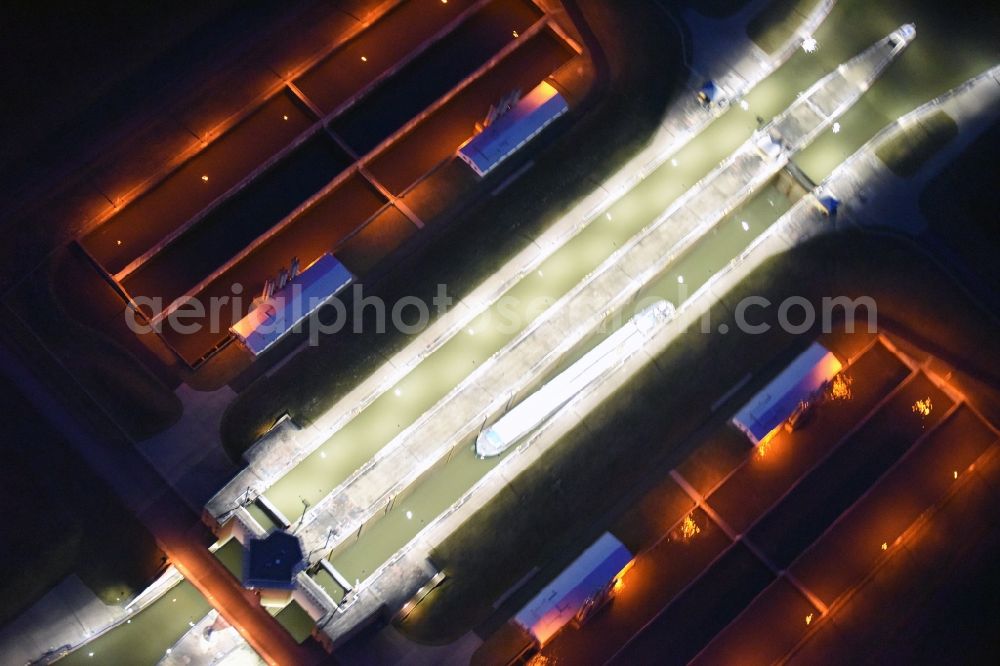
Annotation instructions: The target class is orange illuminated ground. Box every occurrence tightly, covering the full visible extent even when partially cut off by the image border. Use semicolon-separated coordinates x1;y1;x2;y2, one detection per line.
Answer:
538;333;1000;664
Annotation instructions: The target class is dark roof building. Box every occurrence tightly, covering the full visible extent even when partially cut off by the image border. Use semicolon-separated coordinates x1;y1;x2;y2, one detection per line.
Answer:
242;530;306;590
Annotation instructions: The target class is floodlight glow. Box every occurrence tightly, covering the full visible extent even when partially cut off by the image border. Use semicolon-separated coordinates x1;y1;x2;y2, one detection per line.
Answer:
476;301;674;457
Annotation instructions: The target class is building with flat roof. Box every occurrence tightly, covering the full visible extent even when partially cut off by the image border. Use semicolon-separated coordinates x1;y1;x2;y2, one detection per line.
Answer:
732;342;843;445
242;530;306;591
458;80;569;177
514;532;633;646
230;253;353;356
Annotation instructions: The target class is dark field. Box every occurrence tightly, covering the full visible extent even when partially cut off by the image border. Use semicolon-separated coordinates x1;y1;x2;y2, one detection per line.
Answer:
122;132;351;308
330;0;543;153
81;91;315;275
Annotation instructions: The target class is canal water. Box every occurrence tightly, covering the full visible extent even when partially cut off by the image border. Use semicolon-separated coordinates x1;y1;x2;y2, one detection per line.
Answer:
317;177;798;587
57;579;211;666
262;101;763;522
272;0;998;590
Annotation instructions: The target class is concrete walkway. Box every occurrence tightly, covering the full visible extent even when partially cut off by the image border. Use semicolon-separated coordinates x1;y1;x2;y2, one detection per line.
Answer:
818;64;1000;315
138;384;240;512
822;65;1000;237
160;610;266;666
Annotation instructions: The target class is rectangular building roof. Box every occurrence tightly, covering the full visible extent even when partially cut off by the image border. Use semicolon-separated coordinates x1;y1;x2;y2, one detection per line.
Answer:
458;81;568;177
515;532;632;645
731;342;843;444
231;253;353;356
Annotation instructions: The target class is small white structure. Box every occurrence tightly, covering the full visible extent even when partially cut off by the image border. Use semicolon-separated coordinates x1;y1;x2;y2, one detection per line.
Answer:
515;533;633;646
458;81;569;177
231;254;352;356
731;342;843;446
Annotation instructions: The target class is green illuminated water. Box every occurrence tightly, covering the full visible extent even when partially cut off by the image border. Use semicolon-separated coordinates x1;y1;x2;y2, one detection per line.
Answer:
57;580;210;666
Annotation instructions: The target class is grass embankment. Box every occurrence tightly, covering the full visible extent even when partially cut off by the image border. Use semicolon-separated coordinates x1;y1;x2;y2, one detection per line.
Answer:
220;0;688;460
919;116;1000;293
0;377;163;629
396;230;1000;643
747;0;824;54
3;247;181;442
876;110;958;177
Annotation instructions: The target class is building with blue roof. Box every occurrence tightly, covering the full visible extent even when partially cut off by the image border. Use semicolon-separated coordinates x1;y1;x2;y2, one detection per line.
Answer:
230;253;353;356
514;532;633;646
458;81;569;177
731;341;843;445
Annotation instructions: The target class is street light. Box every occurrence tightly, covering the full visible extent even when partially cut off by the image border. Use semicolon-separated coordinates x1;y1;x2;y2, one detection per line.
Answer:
802;37;818;53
